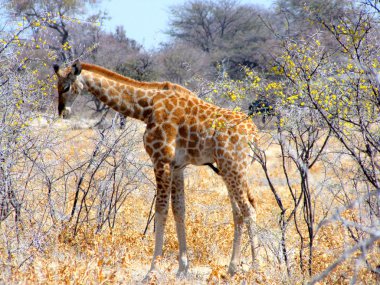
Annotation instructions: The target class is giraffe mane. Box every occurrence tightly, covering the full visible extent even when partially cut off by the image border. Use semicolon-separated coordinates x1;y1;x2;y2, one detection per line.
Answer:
80;62;195;96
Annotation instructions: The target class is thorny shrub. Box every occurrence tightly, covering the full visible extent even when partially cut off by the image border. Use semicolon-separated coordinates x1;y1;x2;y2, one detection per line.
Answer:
0;11;151;279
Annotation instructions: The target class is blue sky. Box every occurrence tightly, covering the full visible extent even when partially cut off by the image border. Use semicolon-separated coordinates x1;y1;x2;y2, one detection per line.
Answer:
100;0;274;50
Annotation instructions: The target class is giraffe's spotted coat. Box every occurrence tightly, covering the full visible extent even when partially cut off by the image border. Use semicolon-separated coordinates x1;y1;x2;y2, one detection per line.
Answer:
54;60;259;278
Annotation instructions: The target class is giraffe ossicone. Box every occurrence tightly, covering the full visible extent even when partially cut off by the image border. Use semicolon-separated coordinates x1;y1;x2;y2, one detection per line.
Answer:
54;60;259;278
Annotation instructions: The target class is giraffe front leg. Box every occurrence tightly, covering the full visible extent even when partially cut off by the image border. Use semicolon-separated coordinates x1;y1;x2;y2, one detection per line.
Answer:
146;163;171;279
171;168;189;277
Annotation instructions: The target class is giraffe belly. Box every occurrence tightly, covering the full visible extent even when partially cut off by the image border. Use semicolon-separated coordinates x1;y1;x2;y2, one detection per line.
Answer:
188;150;214;166
174;134;215;168
173;147;214;168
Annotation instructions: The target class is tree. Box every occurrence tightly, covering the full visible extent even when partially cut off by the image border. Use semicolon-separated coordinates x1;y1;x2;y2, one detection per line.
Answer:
275;0;350;36
155;42;211;85
2;0;105;63
167;0;272;77
92;26;155;81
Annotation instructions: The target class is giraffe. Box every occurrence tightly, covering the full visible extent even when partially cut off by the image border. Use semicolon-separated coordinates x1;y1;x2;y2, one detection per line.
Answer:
54;60;259;278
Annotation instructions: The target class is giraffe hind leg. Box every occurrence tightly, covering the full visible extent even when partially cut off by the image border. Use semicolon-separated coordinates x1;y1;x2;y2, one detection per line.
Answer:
228;195;244;275
222;173;258;274
246;186;258;265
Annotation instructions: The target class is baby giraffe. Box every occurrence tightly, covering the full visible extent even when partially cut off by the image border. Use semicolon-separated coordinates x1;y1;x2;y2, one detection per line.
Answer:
54;60;259;279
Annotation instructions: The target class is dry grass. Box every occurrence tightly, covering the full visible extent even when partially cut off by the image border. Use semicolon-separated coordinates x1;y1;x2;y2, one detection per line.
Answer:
1;121;379;284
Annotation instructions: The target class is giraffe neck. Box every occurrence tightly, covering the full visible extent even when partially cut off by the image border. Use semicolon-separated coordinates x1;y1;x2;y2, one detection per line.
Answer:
80;62;195;97
79;70;157;123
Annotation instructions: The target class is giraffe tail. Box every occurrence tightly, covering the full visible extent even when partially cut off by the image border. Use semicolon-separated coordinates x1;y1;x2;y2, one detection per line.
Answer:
247;188;257;210
204;163;220;175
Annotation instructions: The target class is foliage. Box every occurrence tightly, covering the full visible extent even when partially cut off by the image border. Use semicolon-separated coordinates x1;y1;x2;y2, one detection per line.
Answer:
254;2;379;282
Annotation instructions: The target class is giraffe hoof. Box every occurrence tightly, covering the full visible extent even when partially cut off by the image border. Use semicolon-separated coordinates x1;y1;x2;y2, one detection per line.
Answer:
142;270;160;284
176;268;189;280
228;263;240;276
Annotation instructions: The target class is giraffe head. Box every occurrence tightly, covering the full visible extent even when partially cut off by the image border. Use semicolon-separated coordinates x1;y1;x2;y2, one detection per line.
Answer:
53;60;84;118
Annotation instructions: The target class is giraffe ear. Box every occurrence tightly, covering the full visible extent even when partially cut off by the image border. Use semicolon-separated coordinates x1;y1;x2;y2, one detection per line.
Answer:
53;63;60;74
71;60;82;76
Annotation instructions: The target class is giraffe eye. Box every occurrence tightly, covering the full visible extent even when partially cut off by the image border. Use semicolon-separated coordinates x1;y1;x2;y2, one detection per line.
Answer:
62;84;70;93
